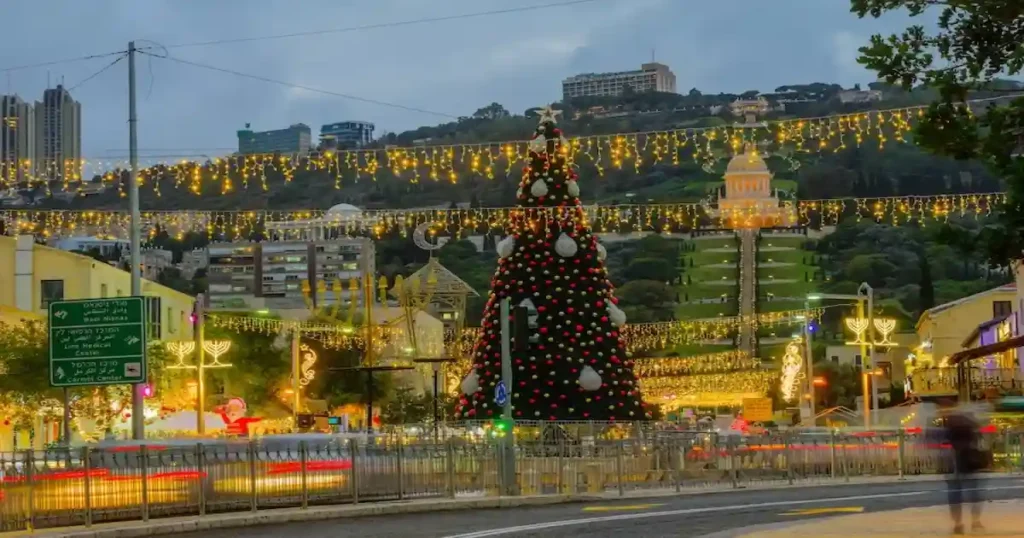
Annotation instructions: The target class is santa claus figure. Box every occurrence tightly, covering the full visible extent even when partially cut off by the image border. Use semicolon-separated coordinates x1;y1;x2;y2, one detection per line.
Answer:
214;397;261;437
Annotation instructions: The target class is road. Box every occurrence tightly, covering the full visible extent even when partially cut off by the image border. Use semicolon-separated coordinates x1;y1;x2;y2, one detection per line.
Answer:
171;477;1024;538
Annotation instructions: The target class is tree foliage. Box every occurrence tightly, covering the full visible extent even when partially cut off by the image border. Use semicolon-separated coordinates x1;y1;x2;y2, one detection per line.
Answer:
852;0;1024;264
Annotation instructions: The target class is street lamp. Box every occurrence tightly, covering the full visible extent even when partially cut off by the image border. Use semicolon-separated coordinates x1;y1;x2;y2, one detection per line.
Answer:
807;284;876;429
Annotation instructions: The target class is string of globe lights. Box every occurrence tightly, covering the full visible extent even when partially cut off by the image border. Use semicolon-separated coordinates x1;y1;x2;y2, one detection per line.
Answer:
0;192;1004;241
1;96;1017;192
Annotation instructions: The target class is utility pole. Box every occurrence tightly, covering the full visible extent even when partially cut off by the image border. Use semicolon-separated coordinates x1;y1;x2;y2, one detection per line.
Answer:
128;40;145;441
862;283;878;418
498;298;516;495
803;301;816;421
194;294;207;435
291;329;301;424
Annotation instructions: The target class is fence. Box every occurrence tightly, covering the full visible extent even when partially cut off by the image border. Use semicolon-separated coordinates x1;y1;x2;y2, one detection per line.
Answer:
1;430;1021;533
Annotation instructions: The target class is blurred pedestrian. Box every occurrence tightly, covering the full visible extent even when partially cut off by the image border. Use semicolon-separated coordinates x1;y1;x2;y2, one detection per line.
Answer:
938;399;987;534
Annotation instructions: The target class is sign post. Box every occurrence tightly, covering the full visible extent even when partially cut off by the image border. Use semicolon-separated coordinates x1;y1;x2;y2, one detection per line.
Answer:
49;298;147;388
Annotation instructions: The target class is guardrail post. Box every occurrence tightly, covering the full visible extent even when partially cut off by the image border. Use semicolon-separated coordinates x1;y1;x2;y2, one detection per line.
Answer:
897;430;906;480
140;444;150;522
557;436;565;495
25;450;34;532
785;433;794;485
83;446;93;527
349;437;359;504
445;437;456;499
248;440;258;512
300;440;309;509
730;439;739;489
397;441;405;500
196;443;206;517
674;439;682;493
829;430;837;480
842;435;850;482
616;440;625;497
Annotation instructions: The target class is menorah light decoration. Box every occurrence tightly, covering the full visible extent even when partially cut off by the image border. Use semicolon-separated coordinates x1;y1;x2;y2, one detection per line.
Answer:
166;341;196;369
201;340;233;366
844;317;898;347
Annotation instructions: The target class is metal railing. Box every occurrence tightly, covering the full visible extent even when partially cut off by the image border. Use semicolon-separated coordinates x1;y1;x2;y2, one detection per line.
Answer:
0;431;1020;533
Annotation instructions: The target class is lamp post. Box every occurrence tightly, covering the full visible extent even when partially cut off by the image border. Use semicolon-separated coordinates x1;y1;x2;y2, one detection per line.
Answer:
807;285;875;429
167;338;233;435
413;357;456;442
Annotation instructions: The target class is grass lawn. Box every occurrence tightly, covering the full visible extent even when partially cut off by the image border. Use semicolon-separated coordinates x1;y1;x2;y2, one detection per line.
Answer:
759;280;818;299
758;248;814;265
676;301;737;319
771;179;798;192
758;299;806;313
759;236;809;249
679;283;734;301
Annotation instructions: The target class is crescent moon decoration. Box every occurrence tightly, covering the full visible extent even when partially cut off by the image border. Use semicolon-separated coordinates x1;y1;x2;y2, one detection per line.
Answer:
413;222;445;251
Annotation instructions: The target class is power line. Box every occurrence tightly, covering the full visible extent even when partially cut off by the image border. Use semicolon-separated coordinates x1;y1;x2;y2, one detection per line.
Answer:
143;52;458;119
0;50;128;74
155;0;602;49
67;53;127;91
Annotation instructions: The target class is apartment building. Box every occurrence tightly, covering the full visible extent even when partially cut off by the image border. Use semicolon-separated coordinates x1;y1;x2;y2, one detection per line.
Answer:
0;95;36;182
236;123;312;155
35;85;82;181
562;62;677;100
205;238;376;311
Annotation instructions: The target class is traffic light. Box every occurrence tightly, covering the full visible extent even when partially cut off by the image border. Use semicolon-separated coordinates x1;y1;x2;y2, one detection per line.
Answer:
490;417;513;437
513;306;530;352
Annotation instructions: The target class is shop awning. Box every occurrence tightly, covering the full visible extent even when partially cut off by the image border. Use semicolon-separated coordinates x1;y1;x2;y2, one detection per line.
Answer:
949;334;1024;365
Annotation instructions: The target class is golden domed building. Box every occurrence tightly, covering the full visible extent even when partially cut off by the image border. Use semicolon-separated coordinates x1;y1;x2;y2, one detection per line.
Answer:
712;145;795;228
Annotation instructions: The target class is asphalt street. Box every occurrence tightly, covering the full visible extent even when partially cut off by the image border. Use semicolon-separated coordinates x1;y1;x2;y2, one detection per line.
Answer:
172;477;1024;538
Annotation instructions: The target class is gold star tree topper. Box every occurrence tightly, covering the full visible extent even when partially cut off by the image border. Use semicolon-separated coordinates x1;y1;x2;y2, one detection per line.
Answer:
537;105;562;124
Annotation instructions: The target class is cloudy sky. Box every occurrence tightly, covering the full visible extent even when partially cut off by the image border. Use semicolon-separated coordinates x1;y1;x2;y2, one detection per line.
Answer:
1;0;922;160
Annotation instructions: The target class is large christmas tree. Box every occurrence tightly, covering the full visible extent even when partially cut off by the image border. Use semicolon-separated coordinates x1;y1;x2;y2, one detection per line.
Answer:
456;108;649;421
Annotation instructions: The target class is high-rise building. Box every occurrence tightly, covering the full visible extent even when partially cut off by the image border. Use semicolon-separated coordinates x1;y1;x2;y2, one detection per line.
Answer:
34;85;82;181
0;95;35;183
237;123;312;155
319;121;375;149
561;62;677;101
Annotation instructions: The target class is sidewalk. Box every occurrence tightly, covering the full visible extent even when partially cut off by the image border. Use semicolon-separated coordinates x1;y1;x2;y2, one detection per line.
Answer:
732;500;1024;537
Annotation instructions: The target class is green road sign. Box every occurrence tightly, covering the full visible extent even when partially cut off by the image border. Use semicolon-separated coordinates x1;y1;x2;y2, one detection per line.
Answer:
49;297;147;387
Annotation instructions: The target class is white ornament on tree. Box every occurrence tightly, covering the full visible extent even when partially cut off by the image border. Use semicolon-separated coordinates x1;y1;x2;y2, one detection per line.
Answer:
607;302;627;327
579;366;602;391
497;236;515;259
555;233;578;258
596;242;607;261
530;179;549;197
529;135;547;154
461;371;481;395
566;179;580;198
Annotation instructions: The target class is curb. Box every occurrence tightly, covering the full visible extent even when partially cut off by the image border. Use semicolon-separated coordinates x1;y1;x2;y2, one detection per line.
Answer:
18;473;1017;537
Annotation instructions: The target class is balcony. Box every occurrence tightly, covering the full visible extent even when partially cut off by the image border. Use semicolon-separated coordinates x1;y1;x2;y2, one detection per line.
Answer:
908;367;1024;398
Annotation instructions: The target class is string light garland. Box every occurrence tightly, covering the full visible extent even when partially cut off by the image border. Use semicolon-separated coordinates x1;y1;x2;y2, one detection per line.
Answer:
4;99;1016;192
632;351;759;377
639;371;776;405
0;192;1002;241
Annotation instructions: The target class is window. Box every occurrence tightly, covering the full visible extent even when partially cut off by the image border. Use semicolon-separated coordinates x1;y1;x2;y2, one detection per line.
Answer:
167;307;175;335
40;280;64;309
854;355;863;368
831;355;839;364
994;300;1013;319
145;297;162;340
100;283;108;298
